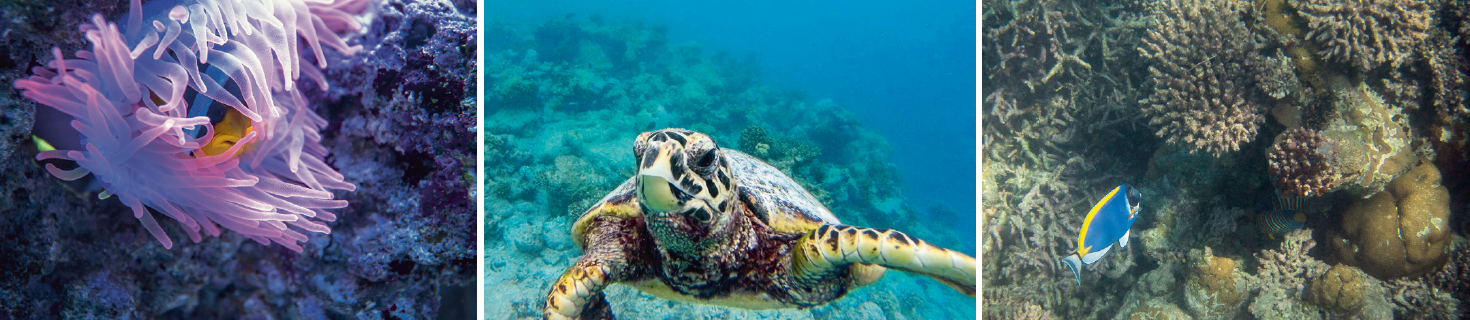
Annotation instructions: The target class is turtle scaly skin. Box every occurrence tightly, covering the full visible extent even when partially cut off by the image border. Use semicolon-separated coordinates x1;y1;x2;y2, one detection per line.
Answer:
543;129;976;320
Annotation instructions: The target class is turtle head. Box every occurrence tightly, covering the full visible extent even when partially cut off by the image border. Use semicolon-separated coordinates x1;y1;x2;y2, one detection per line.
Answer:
634;128;738;254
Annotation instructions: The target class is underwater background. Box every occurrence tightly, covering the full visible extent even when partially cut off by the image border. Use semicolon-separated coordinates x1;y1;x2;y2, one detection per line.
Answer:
0;0;477;318
984;0;1469;319
484;0;977;319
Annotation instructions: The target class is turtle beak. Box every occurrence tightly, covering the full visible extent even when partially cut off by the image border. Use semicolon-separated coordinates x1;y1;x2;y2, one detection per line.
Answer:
638;146;684;213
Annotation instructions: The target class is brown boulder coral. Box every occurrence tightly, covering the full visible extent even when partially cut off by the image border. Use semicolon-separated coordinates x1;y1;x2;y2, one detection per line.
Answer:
1331;163;1452;279
1138;0;1267;157
1307;264;1367;314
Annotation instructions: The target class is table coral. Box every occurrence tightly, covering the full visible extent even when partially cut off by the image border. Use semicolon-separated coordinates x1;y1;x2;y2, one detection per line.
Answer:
1137;0;1267;157
1331;163;1452;279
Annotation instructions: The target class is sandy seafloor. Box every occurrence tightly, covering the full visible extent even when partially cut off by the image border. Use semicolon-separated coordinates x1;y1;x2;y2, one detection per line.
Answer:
483;15;978;320
0;0;478;318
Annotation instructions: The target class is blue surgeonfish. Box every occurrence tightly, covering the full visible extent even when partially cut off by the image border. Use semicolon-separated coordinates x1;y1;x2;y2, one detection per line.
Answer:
1259;189;1307;239
1060;184;1142;285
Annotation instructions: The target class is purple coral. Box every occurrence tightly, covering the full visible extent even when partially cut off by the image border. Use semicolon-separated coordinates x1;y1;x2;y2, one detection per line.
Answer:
1138;0;1267;157
1268;128;1338;197
11;0;368;251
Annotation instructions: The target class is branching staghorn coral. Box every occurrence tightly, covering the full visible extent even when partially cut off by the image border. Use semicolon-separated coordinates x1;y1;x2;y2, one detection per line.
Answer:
12;0;368;251
1245;229;1329;318
1138;0;1267;157
1292;0;1433;71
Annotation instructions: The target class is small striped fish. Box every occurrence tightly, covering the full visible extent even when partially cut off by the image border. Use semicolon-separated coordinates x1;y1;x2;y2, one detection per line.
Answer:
1260;190;1306;239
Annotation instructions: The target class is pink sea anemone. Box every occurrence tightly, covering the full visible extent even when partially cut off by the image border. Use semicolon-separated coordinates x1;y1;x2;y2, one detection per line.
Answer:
12;0;370;252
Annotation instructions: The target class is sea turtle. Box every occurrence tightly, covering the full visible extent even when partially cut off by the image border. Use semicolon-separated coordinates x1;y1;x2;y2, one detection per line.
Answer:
543;128;976;319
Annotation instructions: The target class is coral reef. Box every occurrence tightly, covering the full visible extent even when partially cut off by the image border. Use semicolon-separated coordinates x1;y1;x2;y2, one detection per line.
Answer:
1269;128;1340;197
1332;163;1452;279
1138;0;1267;157
1293;0;1434;71
0;0;478;318
984;0;1469;317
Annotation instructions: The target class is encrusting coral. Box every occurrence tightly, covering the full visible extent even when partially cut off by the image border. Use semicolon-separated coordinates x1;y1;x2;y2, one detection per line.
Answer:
1269;128;1339;197
1138;0;1267;157
1332;163;1452;279
1183;248;1247;320
11;0;368;251
1318;84;1415;197
1292;0;1433;71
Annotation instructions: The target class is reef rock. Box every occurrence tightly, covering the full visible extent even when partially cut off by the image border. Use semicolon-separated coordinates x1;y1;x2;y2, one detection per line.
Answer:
1319;84;1415;198
1331;163;1452;279
1183;249;1247;320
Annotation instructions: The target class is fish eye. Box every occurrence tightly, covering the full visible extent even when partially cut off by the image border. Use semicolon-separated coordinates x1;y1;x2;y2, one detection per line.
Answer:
1126;187;1142;206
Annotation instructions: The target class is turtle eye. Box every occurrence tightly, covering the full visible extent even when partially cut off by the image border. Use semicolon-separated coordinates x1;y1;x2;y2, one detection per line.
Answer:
693;148;719;174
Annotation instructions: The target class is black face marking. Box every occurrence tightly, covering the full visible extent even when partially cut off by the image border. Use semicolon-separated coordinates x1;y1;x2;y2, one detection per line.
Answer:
686;181;703;196
641;148;658;169
669;152;685;176
667;132;687;145
707;183;720;198
1126;186;1142;206
690;208;710;222
716;201;727;213
716;170;730;188
651;132;667;142
668;182;691;202
862;230;879;241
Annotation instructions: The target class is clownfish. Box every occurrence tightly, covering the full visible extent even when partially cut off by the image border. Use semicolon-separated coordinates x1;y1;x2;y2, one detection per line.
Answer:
1259;189;1306;239
1060;184;1142;285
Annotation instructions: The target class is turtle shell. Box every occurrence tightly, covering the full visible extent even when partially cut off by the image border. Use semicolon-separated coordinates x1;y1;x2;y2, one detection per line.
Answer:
571;149;839;248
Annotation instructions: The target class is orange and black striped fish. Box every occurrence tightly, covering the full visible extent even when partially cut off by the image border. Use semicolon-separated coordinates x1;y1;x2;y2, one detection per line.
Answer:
1259;190;1306;239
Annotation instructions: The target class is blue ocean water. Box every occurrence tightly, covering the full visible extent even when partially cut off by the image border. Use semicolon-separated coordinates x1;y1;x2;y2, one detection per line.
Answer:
487;0;977;233
485;1;977;318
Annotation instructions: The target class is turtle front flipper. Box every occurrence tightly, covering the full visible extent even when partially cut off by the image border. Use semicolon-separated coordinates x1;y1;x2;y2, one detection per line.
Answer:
792;225;976;296
545;213;649;320
545;263;615;320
